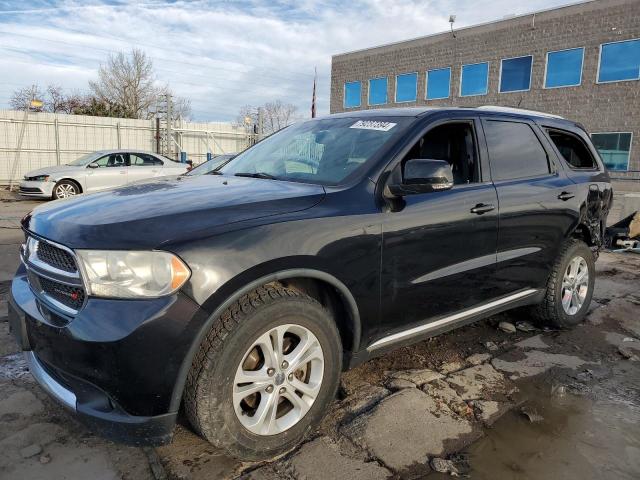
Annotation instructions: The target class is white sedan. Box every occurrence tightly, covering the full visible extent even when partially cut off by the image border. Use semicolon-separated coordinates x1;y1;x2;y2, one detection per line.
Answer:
19;150;189;199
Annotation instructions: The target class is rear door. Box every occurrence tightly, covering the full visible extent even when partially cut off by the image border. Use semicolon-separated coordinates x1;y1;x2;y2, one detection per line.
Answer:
481;117;576;294
85;153;128;192
127;153;163;183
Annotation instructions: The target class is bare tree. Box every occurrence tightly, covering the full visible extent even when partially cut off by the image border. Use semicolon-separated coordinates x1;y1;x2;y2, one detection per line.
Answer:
237;101;299;134
264;101;298;133
172;96;192;121
45;85;68;113
89;48;157;119
156;86;192;121
89;49;191;120
10;49;190;120
9;85;44;111
236;104;255;127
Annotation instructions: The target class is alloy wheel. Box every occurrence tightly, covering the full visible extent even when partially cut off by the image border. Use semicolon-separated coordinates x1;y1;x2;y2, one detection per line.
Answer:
55;183;77;198
233;324;324;436
561;256;589;315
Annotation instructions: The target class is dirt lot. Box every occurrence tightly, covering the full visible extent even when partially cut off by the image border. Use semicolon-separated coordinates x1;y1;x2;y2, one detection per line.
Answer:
1;192;639;480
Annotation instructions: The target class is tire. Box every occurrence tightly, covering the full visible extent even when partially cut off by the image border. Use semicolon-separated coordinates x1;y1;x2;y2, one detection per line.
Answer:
52;180;79;199
529;238;595;328
183;283;342;460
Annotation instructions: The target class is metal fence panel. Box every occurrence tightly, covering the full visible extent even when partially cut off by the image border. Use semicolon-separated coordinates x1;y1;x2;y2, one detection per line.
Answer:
0;109;251;183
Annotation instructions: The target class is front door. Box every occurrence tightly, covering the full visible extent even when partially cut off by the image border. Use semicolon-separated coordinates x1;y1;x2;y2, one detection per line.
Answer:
85;153;128;192
378;119;499;343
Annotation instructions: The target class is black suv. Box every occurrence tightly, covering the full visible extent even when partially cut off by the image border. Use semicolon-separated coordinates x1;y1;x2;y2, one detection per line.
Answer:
9;107;612;459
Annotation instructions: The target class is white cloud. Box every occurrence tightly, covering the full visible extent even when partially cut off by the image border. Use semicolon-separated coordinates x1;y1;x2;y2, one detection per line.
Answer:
0;0;571;121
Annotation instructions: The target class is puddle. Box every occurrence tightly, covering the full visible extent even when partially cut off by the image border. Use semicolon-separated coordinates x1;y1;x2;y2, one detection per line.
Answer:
432;367;640;479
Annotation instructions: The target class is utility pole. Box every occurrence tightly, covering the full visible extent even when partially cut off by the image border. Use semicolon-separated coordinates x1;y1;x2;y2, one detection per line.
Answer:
165;93;172;159
257;107;264;141
154;93;173;158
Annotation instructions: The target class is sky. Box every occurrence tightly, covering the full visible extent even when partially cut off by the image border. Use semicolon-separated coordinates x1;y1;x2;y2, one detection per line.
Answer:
0;0;577;122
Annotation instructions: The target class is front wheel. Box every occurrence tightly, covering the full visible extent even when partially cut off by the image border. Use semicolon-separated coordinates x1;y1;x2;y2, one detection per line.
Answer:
183;284;342;460
52;180;79;199
530;239;595;328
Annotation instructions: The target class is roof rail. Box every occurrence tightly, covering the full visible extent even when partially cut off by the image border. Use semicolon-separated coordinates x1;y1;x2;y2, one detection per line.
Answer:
476;106;564;119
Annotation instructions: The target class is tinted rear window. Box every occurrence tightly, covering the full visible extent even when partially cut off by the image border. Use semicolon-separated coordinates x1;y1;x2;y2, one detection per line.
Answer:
484;120;550;181
547;130;596;169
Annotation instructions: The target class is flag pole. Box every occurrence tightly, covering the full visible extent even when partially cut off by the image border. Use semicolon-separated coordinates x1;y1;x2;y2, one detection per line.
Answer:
311;67;317;118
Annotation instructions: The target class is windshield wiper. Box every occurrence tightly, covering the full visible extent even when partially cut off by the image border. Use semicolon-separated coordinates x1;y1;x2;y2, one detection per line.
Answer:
234;172;278;180
207;170;223;175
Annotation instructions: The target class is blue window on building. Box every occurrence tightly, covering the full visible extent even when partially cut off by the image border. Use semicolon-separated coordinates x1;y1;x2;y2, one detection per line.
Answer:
591;132;632;171
499;55;533;93
460;62;489;96
395;72;417;102
344;81;361;108
368;77;388;105
598;38;640;83
545;48;584;88
426;67;451;100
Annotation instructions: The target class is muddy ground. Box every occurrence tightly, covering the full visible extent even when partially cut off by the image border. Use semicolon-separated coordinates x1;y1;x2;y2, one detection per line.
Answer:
1;192;639;480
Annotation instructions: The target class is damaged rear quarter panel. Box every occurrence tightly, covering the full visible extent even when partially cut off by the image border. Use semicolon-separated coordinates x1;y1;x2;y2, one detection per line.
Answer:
564;160;612;249
539;121;613;250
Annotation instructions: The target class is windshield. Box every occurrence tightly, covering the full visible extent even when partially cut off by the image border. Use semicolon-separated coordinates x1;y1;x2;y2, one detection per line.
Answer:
67;152;101;166
220;117;411;185
186;155;234;176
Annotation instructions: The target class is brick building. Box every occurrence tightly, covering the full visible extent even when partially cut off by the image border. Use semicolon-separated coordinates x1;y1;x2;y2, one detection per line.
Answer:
330;0;640;178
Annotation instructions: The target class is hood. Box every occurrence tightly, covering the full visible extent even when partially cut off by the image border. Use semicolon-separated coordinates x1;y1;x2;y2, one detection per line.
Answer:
24;175;326;249
25;165;79;178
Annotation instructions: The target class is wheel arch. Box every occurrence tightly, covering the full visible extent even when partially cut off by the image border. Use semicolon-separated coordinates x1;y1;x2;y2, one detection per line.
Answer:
568;219;602;249
169;268;361;412
55;177;84;194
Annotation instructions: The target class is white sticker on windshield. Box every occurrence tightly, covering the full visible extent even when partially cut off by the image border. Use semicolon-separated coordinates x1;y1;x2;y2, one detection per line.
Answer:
349;120;397;131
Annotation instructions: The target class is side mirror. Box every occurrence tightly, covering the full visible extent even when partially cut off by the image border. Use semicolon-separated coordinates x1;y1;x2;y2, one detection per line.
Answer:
387;158;453;196
87;163;98;169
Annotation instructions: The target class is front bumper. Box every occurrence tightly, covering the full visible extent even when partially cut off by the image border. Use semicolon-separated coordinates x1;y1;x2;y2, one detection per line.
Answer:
19;180;54;198
9;264;203;446
23;350;177;445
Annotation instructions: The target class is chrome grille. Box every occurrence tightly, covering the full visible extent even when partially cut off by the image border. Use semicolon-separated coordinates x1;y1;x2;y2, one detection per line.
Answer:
36;241;77;273
23;233;86;317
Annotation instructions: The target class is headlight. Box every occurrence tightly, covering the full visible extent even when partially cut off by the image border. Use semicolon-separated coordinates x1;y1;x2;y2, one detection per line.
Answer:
76;250;190;298
26;175;50;182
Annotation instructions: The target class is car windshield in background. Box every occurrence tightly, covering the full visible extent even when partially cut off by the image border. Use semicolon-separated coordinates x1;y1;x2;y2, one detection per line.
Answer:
67;152;101;166
186;154;234;176
220;117;411;185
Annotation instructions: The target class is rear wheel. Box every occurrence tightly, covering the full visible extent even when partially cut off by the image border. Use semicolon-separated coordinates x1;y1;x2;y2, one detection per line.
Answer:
184;284;342;460
52;180;79;199
530;239;595;328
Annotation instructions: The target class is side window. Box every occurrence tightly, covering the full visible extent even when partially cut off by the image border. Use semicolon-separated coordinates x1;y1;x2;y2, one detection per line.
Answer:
547;130;596;169
484;121;550;181
129;154;145;166
143;154;163;166
130;154;163;166
402;122;479;185
92;155;110;168
108;153;128;167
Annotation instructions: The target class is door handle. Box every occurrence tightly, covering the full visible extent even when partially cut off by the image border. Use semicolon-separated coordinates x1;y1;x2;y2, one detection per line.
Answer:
470;203;495;215
558;191;575;201
120;171;126;174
